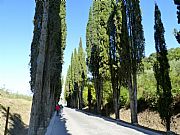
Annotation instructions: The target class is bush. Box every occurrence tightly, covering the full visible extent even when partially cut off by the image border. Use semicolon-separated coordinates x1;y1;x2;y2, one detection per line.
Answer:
82;85;96;107
120;87;129;108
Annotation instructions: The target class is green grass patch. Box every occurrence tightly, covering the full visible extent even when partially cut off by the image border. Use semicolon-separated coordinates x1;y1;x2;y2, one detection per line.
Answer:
0;88;32;101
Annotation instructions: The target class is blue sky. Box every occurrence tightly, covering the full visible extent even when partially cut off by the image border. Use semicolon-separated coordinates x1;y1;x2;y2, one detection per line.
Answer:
0;0;34;95
0;0;179;95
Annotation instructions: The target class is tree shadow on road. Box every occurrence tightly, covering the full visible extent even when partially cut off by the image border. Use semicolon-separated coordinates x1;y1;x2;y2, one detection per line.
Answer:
46;113;71;135
57;115;72;135
0;104;28;135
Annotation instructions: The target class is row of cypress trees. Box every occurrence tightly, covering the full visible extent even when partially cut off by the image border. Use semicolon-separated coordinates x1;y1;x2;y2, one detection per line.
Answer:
29;0;67;134
65;0;174;131
86;0;145;124
65;38;87;110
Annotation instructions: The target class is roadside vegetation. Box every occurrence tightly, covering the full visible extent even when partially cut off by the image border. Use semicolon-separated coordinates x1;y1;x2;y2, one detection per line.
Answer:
0;89;32;101
64;0;180;134
0;88;32;135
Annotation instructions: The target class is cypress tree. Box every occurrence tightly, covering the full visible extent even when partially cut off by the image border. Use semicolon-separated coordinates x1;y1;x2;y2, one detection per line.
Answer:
122;0;145;124
65;42;87;109
91;1;102;114
86;7;93;68
65;65;71;107
153;4;173;131
69;53;75;107
78;37;87;109
60;0;67;59
108;0;122;119
86;0;113;114
29;0;67;134
87;79;93;111
72;49;79;108
86;0;101;114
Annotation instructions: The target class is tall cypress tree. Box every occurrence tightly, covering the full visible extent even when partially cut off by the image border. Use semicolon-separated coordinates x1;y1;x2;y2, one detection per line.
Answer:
70;53;75;107
122;0;145;124
91;0;102;114
86;7;93;69
108;0;122;119
78;37;87;109
65;41;87;109
153;4;173;131
73;48;79;108
86;0;113;114
29;0;67;134
65;65;72;107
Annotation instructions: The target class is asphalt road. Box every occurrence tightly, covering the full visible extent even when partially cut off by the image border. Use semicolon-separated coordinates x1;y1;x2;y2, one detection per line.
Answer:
45;107;161;135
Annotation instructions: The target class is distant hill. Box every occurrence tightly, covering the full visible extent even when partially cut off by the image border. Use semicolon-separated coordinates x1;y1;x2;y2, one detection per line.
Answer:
0;89;32;135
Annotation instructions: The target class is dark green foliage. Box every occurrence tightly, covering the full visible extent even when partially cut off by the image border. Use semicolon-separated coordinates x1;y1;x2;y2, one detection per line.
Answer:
77;38;87;109
60;0;67;61
46;0;67;101
120;87;129;108
143;47;180;70
107;0;122;119
174;0;180;24
63;1;180;129
176;32;180;44
153;4;173;131
174;0;180;44
88;84;92;111
83;82;96;110
78;38;87;82
30;0;43;92
64;39;87;109
30;0;66;97
117;52;180;111
86;7;93;69
127;0;145;71
120;0;145;124
174;30;180;44
86;0;113;114
29;0;67;134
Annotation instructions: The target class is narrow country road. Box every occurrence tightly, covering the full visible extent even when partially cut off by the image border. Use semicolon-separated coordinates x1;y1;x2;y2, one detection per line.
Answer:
45;107;162;135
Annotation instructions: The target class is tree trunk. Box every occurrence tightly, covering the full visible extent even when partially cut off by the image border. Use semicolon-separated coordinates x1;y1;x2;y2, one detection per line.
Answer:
28;1;49;135
94;77;101;114
79;80;84;110
79;84;82;110
77;88;79;109
113;88;118;119
132;72;138;124
116;84;120;120
166;116;171;131
96;77;103;114
113;81;119;119
128;73;138;124
88;85;92;112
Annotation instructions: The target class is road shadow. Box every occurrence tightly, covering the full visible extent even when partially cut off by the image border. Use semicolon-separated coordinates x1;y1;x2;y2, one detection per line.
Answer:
46;112;71;135
74;108;167;135
0;104;28;135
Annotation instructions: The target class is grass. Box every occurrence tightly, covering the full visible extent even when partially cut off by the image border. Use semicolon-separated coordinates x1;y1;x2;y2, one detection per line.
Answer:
0;88;32;101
